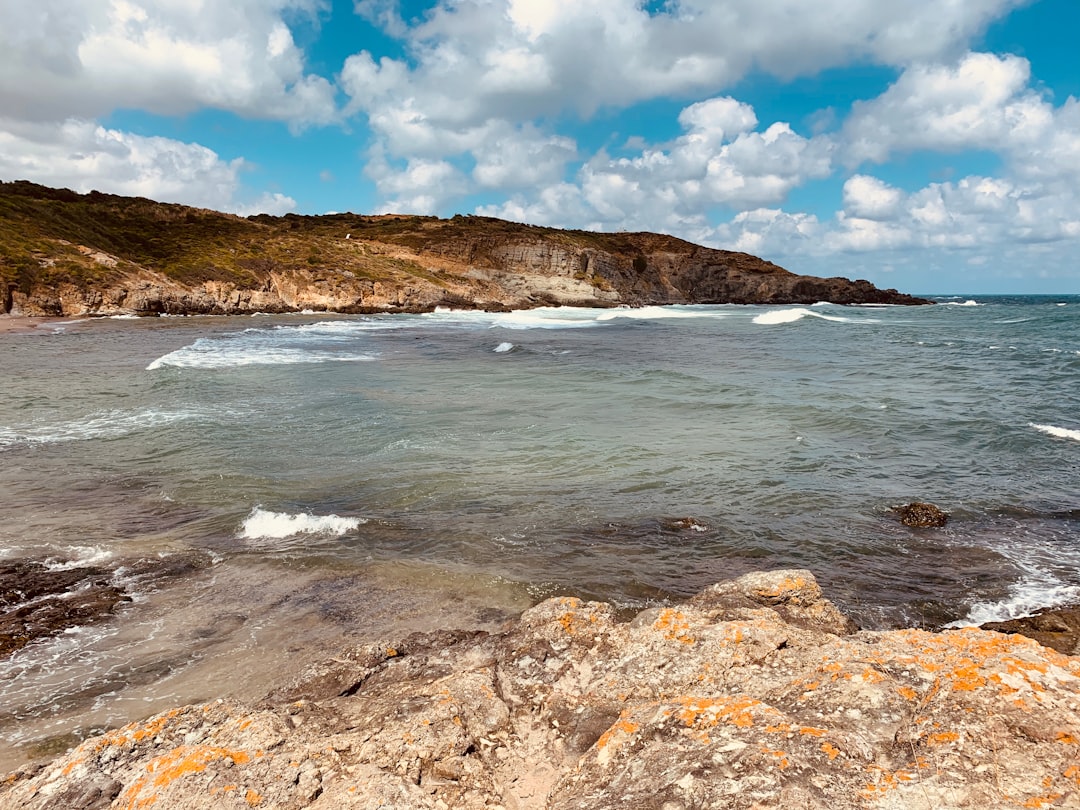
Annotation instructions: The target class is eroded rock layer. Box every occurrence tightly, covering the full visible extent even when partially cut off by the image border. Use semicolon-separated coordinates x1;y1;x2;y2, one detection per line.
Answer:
3;570;1078;809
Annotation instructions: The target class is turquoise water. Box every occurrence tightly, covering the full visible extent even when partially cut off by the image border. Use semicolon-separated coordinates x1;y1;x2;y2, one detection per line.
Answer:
1;296;1078;764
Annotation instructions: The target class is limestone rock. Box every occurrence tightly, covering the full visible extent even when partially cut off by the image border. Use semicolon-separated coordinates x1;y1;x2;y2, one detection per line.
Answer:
3;570;1077;809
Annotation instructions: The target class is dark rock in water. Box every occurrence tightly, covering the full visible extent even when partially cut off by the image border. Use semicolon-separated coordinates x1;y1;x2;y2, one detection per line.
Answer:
892;501;949;527
0;551;215;658
0;561;130;657
981;605;1080;655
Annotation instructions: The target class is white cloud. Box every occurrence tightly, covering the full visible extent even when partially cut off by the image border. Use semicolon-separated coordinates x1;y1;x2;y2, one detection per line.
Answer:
842;52;1052;165
0;0;337;127
842;175;905;220
471;96;833;237
0;118;296;215
364;149;468;214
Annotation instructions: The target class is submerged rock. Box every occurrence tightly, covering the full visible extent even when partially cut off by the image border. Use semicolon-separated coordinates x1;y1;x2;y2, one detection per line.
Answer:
893;501;949;527
0;552;215;658
3;569;1078;809
0;561;130;656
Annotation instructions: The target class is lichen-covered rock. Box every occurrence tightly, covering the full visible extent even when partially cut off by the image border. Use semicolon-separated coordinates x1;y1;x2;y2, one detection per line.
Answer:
3;570;1078;809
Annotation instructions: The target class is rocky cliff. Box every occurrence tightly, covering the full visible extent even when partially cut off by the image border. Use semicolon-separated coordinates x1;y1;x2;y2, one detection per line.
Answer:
4;570;1077;809
0;181;930;317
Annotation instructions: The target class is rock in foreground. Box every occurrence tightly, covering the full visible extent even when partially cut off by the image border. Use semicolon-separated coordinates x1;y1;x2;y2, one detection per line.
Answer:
4;570;1078;809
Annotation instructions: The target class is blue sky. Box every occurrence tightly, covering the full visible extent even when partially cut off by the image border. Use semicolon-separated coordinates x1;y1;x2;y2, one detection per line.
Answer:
2;0;1079;294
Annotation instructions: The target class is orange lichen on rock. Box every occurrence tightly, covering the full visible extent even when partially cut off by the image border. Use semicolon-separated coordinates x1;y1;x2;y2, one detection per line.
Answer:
821;742;841;760
927;731;960;746
595;712;640;765
1023;793;1065;808
753;573;810;602
117;745;253;810
652;608;696;644
672;695;766;729
245;788;263;806
759;745;790;770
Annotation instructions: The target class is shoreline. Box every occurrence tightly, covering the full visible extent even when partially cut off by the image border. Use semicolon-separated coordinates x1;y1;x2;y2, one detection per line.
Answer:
3;569;1078;808
0;315;71;334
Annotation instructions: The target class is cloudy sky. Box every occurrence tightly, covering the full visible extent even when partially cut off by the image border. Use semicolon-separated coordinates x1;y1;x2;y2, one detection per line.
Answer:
1;0;1078;294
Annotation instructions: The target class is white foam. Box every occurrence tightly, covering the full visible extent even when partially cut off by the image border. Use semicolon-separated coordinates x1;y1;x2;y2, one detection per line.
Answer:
751;307;864;325
595;306;724;321
939;300;982;307
494;342;514;353
147;338;377;370
948;581;1080;627
237;508;365;540
44;546;115;571
0;408;202;449
1030;423;1080;443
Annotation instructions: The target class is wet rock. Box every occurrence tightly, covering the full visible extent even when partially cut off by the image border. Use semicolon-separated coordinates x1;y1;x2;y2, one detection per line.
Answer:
3;570;1078;809
0;561;130;657
981;605;1080;655
0;552;215;658
892;501;949;527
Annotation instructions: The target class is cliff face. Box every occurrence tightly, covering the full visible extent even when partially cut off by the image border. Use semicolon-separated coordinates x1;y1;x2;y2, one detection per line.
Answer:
0;181;930;317
4;570;1077;809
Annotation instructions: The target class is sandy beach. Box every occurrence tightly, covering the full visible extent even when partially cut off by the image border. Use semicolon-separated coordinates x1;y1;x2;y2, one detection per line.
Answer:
0;315;71;334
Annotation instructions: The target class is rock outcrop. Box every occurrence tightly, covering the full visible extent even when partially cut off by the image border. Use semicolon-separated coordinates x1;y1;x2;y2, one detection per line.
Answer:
4;570;1078;809
0;181;931;317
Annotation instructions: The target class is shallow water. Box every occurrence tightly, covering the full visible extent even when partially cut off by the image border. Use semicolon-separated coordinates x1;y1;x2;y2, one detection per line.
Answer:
1;296;1078;768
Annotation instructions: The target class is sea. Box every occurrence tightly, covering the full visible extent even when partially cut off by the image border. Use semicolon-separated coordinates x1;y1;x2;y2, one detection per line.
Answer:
1;295;1078;768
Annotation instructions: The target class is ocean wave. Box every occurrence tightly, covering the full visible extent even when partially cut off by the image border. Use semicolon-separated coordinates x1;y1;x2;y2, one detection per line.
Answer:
147;339;377;370
0;408;202;449
751;307;869;325
938;300;982;307
494;342;515;353
237;508;366;540
1030;423;1080;442
595;306;725;321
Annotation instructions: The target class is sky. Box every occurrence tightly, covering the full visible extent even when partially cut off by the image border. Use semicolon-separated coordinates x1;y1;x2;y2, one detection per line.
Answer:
1;0;1079;294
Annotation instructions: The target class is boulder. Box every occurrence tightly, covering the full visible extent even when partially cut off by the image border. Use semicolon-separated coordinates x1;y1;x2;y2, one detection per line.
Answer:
893;502;949;527
3;570;1078;809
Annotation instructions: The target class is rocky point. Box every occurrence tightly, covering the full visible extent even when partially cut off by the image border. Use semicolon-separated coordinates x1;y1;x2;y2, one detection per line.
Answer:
3;570;1077;809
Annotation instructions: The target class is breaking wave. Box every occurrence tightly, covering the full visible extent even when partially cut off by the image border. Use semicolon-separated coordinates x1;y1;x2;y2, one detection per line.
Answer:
237;508;366;540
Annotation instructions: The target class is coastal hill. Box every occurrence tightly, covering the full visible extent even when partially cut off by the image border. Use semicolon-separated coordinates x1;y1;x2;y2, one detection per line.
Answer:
0;181;929;317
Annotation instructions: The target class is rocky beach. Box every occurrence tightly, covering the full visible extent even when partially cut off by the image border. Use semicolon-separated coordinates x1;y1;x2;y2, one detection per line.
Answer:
3;570;1078;809
3;183;1079;808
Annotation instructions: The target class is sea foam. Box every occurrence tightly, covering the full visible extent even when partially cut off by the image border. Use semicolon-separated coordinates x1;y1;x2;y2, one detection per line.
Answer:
238;508;365;539
1030;423;1080;442
494;342;515;353
147;339;377;370
751;308;864;325
949;579;1080;627
0;409;201;449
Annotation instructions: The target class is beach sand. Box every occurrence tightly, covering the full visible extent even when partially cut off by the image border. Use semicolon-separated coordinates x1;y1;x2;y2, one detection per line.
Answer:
0;316;70;334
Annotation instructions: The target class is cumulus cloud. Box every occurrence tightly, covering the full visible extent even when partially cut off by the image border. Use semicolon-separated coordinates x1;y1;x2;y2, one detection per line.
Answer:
476;96;832;239
843;52;1051;165
341;0;1026;209
0;118;296;214
0;0;337;127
